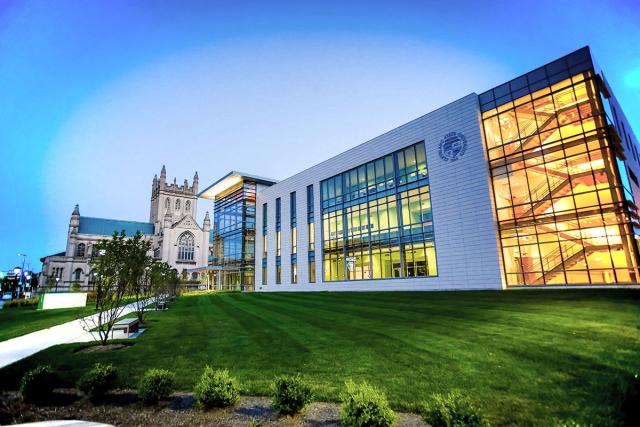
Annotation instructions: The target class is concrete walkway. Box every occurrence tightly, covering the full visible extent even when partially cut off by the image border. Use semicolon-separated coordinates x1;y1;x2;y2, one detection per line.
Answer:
0;300;152;369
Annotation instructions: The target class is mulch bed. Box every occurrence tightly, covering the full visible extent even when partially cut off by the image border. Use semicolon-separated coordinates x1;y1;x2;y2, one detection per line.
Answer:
0;390;427;426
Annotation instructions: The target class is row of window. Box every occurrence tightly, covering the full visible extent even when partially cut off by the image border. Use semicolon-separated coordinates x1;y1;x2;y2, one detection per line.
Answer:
262;185;316;285
321;143;428;209
482;71;640;286
321;141;437;282
164;197;192;213
260;142;437;285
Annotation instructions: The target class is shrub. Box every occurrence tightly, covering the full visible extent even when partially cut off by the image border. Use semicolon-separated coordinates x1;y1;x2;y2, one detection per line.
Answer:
340;380;396;427
421;391;489;427
4;297;39;309
137;368;175;404
193;366;240;408
271;374;313;415
19;365;57;404
77;363;118;401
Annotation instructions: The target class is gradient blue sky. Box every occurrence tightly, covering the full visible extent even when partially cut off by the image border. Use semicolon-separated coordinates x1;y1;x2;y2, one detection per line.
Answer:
1;0;639;271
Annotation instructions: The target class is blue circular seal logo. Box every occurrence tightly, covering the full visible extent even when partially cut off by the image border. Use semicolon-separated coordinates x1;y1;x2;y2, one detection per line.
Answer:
438;132;467;162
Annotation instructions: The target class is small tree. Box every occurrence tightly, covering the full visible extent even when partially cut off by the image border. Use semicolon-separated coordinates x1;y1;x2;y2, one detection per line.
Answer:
123;233;153;323
167;268;180;297
149;261;173;308
84;231;144;345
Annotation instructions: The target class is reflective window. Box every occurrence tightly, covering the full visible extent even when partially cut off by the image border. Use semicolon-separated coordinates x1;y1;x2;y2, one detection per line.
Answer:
320;141;437;282
482;72;640;285
291;262;297;284
211;181;259;289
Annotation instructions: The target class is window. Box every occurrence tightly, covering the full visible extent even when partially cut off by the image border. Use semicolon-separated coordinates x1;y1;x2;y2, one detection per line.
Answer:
481;71;640;286
276;263;282;284
276;230;281;256
177;232;195;261
290;192;297;226
262;203;268;283
262;203;268;234
186;200;191;212
165;198;170;209
320;141;436;282
73;268;82;281
291;254;298;284
276;198;281;229
309;251;316;283
262;258;267;285
75;243;85;258
291;226;297;254
290;192;297;255
175;199;181;211
307;184;315;252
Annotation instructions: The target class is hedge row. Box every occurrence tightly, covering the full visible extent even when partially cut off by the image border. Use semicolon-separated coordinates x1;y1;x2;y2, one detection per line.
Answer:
38;364;631;426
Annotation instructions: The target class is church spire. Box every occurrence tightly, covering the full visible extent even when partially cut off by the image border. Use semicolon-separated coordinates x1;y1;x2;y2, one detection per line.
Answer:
193;171;199;193
159;165;166;189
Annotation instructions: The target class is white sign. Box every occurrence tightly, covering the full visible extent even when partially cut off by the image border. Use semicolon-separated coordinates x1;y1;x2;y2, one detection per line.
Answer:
41;292;87;310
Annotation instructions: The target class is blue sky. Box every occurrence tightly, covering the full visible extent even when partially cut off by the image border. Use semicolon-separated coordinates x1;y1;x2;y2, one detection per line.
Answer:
1;0;639;271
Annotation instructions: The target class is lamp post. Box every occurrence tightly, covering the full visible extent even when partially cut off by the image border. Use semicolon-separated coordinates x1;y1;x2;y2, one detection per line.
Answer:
17;253;27;298
55;277;60;292
13;266;21;299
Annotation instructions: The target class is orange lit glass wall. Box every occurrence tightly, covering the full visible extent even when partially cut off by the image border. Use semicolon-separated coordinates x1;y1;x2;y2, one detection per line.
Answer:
482;71;640;286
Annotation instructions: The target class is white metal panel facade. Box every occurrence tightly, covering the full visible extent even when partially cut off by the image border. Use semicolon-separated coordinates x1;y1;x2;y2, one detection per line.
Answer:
254;93;504;291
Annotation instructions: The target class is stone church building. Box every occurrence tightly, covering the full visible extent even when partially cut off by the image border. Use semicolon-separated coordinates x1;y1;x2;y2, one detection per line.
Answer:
40;166;210;290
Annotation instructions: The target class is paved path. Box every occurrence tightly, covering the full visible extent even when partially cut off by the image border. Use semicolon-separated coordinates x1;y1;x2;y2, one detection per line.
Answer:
0;300;152;369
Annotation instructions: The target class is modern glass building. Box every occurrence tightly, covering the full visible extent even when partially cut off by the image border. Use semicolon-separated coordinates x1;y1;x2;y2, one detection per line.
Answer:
199;47;640;291
197;172;277;291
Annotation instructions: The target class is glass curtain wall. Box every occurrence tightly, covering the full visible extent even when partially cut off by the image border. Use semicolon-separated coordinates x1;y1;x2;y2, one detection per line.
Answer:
212;181;258;290
320;141;437;282
481;70;640;285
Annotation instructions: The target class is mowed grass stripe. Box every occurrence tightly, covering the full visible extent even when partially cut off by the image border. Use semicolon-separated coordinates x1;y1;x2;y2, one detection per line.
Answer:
1;290;638;426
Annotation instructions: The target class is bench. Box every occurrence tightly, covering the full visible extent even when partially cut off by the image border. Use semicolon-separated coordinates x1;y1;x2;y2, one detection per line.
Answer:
111;317;140;337
156;301;167;310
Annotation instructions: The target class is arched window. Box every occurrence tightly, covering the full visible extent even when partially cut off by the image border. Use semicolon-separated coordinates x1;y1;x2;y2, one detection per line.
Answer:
175;199;181;211
178;232;195;261
73;268;83;281
165;198;170;209
76;243;85;257
186;200;191;212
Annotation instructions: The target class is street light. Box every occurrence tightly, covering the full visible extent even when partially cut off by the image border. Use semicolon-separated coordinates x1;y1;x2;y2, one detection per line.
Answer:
17;253;27;298
55;277;60;292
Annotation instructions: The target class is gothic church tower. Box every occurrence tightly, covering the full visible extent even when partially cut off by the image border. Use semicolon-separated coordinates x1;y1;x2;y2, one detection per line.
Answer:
150;165;199;232
149;166;209;272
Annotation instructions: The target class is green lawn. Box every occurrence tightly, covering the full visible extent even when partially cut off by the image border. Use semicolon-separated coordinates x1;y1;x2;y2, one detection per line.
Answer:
0;304;96;342
1;290;639;426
